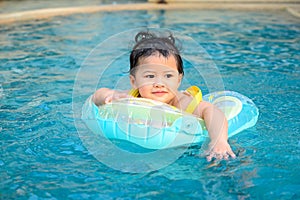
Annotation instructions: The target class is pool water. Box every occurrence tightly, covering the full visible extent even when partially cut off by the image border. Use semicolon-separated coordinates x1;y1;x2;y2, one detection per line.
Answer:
1;9;299;199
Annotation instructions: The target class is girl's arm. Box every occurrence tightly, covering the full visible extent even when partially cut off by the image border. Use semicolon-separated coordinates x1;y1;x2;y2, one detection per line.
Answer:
197;101;236;161
92;88;129;106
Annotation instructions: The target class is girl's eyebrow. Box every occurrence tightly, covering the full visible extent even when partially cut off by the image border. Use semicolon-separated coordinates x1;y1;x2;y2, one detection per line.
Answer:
164;70;177;73
142;70;177;74
142;70;156;74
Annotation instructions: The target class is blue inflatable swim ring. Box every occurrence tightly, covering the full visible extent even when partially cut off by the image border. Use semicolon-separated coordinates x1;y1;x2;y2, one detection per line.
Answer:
82;91;259;149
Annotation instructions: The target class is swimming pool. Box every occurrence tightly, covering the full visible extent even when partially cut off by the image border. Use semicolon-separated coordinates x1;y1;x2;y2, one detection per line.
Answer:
0;8;299;199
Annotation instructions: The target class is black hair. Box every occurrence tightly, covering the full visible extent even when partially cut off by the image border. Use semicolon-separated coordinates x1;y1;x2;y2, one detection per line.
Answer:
129;31;184;76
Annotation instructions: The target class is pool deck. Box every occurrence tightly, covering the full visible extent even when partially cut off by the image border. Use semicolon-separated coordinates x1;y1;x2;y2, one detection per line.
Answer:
0;1;299;24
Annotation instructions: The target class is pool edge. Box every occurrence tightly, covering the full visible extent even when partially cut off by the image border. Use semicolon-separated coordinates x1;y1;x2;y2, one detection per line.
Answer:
0;2;299;24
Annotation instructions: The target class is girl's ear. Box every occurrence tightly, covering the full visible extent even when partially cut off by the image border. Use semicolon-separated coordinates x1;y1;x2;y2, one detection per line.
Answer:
130;75;137;89
177;74;183;87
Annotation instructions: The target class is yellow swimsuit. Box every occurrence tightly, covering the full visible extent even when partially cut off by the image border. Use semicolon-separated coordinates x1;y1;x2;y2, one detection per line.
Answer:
128;86;202;114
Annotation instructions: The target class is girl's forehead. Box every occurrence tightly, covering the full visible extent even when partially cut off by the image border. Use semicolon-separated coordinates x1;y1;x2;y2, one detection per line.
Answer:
137;54;178;72
139;53;177;64
136;63;178;73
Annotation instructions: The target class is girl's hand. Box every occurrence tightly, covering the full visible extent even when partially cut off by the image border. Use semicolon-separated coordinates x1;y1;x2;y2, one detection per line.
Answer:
104;91;130;104
206;139;236;162
92;88;131;106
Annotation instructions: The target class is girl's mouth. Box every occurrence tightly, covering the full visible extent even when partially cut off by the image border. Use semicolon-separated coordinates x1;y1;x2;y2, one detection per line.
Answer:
152;91;168;96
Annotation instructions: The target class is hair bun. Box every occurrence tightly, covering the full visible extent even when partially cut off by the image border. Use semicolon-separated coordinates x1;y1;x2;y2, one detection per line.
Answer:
167;34;175;44
135;31;155;42
135;31;176;46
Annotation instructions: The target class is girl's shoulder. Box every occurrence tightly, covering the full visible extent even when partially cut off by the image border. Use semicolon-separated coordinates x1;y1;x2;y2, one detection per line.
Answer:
172;91;194;110
177;89;209;116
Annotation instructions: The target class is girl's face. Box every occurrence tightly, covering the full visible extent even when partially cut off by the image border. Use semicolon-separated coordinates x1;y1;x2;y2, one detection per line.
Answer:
130;53;182;104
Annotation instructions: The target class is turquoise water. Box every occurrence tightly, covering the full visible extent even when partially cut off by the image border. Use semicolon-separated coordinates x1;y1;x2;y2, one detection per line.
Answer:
1;10;299;199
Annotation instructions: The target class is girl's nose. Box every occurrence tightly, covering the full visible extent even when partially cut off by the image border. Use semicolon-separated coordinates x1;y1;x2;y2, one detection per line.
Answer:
153;81;165;88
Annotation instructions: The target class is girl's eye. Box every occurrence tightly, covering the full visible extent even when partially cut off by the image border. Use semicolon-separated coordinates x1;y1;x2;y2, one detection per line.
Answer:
165;74;173;78
145;75;155;78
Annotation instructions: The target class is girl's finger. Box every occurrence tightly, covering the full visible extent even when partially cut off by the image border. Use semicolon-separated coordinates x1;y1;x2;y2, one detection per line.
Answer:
227;149;236;159
104;96;113;104
206;154;213;162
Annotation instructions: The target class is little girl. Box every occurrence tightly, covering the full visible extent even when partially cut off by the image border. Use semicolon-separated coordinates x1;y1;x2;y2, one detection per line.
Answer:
92;31;236;161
